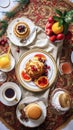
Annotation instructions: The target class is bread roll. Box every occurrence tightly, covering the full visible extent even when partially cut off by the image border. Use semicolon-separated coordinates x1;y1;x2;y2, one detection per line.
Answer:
24;103;42;120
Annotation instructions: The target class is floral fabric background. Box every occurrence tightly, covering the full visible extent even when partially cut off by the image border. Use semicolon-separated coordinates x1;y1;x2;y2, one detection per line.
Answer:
0;0;73;130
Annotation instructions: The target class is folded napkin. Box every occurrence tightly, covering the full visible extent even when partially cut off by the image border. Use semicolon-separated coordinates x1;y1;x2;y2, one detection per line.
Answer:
11;25;63;107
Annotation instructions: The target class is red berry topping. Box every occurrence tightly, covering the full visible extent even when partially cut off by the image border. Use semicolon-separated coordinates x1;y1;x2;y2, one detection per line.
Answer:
18;25;25;32
31;66;37;71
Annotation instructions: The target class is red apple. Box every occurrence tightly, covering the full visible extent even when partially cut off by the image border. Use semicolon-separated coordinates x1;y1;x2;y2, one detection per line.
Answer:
50;35;56;42
46;29;53;36
48;16;54;23
56;33;65;40
46;22;53;29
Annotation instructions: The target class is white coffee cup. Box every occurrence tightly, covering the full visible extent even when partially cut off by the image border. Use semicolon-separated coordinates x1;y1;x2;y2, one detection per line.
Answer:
3;87;16;102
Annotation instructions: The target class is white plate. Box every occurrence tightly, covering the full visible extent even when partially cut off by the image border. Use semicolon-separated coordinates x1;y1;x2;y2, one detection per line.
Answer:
7;17;36;47
16;97;47;127
0;54;15;72
0;82;21;106
71;51;73;63
15;49;57;92
0;0;10;8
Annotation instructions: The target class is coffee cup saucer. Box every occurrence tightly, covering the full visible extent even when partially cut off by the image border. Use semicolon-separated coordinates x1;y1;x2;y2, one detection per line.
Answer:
0;82;21;106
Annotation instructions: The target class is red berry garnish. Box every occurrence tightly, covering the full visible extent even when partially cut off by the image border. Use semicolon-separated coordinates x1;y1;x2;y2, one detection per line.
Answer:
47;65;50;69
31;66;37;71
16;47;20;53
18;25;25;32
1;39;5;45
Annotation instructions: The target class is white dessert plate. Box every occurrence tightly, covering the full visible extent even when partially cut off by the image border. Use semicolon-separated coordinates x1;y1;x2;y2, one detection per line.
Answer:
16;97;47;127
0;0;10;8
0;82;21;106
71;51;73;63
0;54;15;72
15;49;57;92
7;17;36;47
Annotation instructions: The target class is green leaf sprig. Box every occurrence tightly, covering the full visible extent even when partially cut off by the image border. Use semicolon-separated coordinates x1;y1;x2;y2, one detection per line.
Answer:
5;11;16;19
53;9;73;34
18;0;30;5
0;20;8;37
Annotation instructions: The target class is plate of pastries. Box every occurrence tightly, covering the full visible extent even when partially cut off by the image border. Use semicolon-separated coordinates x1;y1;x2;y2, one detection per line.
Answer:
7;17;36;47
15;49;57;92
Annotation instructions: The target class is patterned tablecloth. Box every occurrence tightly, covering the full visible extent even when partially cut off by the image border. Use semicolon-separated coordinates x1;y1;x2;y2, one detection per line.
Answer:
0;0;73;130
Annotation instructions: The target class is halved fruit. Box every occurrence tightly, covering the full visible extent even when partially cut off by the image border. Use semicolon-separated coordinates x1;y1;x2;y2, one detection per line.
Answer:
33;54;46;62
34;76;49;89
21;70;31;82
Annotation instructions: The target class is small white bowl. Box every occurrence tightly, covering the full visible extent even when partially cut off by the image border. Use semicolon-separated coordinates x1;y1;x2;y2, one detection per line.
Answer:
0;54;15;72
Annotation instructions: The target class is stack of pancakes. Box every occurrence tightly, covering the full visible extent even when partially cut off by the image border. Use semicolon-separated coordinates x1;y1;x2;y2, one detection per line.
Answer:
25;59;45;79
14;22;30;39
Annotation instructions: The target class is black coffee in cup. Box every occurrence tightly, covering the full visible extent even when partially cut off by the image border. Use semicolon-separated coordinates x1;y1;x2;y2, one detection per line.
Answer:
5;88;15;98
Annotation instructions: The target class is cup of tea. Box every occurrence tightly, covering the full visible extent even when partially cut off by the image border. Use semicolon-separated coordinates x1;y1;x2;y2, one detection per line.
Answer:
59;62;72;75
50;88;71;115
3;87;16;102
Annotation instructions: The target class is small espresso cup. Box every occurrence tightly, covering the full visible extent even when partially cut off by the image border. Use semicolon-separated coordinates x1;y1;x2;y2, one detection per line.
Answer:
3;87;16;102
